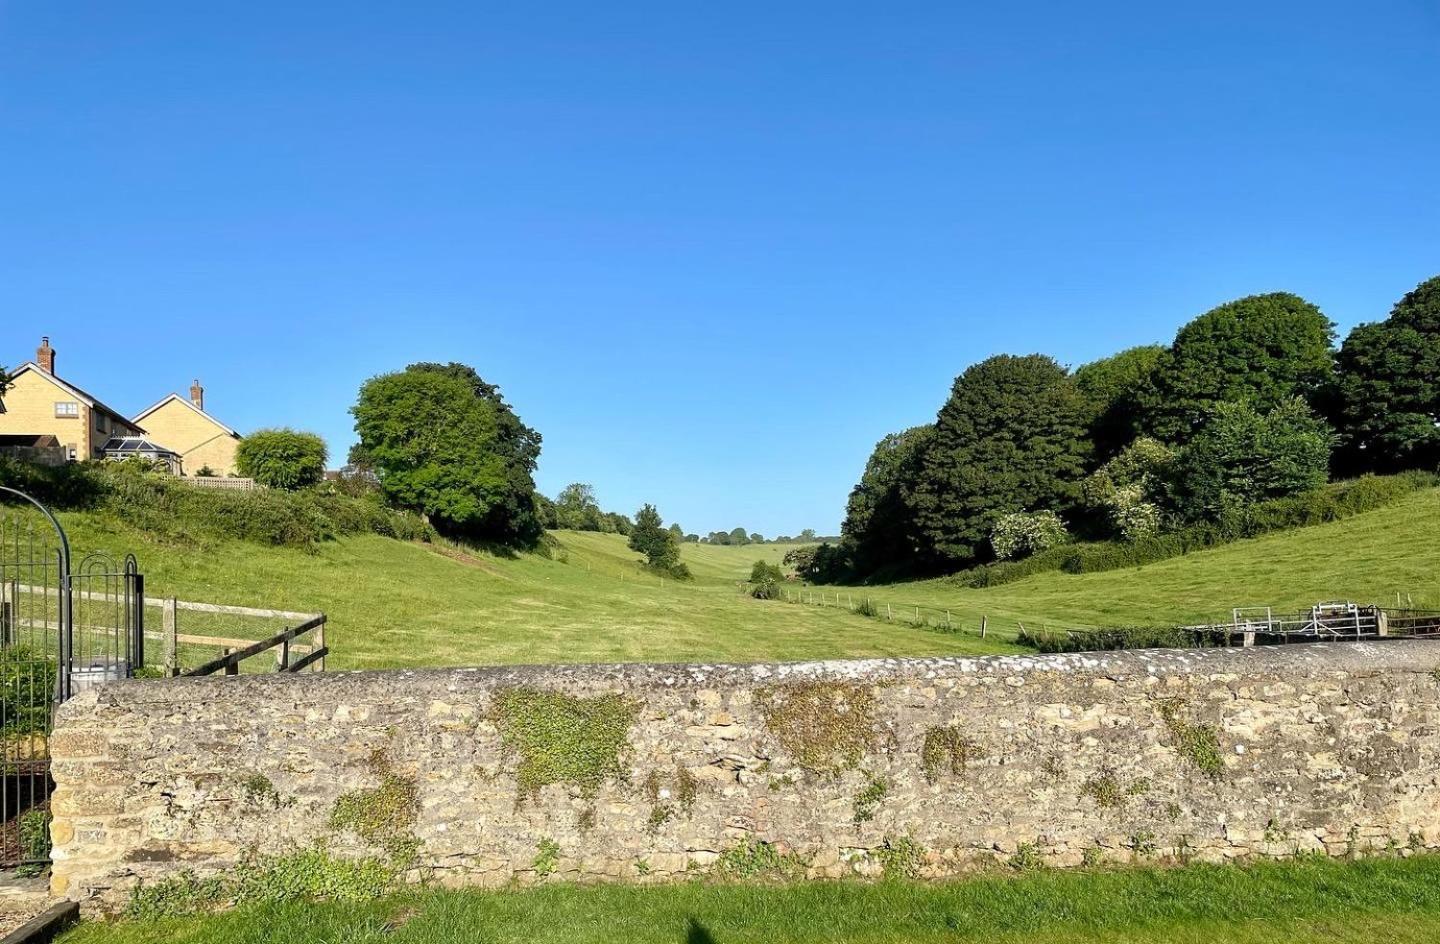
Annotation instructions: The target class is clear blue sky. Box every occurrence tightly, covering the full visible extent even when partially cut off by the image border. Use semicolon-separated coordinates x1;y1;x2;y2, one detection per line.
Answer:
3;2;1437;536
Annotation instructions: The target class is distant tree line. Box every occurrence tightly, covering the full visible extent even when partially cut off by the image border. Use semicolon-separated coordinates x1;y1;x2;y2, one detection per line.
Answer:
822;275;1440;582
699;528;834;546
535;483;635;535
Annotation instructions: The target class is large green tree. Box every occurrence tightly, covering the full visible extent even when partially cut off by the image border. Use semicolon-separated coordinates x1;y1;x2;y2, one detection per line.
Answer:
1171;398;1333;521
351;362;543;545
841;424;933;576
1328;275;1440;474
907;354;1089;567
1136;293;1335;444
1072;345;1165;458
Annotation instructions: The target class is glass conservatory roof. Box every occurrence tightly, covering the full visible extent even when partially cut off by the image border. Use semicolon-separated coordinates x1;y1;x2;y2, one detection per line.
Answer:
101;437;179;456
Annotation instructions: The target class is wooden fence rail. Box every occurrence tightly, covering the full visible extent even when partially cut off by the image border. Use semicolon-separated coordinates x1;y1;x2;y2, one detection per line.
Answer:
181;615;328;677
10;583;327;675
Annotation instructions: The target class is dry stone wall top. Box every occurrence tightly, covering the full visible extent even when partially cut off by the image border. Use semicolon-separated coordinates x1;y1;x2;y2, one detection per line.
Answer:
49;641;1440;910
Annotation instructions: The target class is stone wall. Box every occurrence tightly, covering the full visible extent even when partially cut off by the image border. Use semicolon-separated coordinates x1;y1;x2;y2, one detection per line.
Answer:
50;642;1440;910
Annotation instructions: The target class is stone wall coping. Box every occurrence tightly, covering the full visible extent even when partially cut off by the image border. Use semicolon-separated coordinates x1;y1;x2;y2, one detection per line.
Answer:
57;639;1440;721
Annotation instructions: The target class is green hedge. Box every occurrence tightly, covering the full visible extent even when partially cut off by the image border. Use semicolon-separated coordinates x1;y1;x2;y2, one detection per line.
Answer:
952;472;1438;589
0;459;432;550
1018;624;1216;653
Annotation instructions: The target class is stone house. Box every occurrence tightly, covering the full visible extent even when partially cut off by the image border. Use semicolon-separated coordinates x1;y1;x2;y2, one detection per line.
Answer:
1;337;242;475
0;338;145;462
131;382;242;477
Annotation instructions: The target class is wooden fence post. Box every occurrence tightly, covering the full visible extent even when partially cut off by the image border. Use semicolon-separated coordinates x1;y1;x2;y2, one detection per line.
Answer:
1376;608;1389;637
980;615;988;639
223;647;238;676
163;597;178;677
314;617;327;672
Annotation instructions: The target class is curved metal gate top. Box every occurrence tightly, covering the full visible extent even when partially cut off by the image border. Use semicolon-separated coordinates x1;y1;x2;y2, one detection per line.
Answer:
0;486;143;869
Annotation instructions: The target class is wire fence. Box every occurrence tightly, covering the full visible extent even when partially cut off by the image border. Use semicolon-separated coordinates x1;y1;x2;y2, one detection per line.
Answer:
778;586;1030;641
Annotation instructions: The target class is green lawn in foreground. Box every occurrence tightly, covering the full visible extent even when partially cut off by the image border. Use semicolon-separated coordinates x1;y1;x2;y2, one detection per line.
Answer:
810;487;1440;638
53;515;1021;670
60;856;1440;944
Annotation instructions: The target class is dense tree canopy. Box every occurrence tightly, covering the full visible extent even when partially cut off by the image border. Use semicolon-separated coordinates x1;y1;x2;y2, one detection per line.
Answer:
235;428;328;490
351;362;542;545
841;425;933;575
1136;293;1334;444
1171;398;1333;521
907;354;1090;567
1329;275;1440;474
1073;345;1165;458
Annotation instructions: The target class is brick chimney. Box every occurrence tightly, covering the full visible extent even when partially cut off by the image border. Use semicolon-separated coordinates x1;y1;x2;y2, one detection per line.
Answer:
189;379;204;411
36;337;55;374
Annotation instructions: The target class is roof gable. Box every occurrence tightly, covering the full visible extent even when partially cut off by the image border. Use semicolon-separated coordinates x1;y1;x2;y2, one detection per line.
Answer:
8;363;144;430
132;393;240;439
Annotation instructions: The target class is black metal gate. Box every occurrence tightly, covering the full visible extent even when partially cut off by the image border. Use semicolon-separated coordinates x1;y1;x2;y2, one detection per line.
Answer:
0;486;143;869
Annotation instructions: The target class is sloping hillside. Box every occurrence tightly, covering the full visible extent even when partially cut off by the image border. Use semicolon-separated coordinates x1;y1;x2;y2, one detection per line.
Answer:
51;514;1021;669
828;486;1440;636
42;486;1440;671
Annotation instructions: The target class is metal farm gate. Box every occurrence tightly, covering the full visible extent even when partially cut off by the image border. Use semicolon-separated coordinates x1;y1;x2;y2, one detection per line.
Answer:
0;486;142;869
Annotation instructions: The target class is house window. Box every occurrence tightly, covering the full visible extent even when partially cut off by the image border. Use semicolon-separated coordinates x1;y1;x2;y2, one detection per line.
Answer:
95;413;107;433
67;444;78;461
55;401;79;418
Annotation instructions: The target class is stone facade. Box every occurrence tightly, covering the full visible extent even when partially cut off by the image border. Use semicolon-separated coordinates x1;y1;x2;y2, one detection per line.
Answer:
49;642;1440;911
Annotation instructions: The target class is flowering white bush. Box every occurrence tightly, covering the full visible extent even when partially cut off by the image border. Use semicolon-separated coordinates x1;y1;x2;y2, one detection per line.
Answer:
990;510;1071;560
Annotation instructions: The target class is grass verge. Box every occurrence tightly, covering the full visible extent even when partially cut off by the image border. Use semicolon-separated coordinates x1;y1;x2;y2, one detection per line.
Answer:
61;855;1440;944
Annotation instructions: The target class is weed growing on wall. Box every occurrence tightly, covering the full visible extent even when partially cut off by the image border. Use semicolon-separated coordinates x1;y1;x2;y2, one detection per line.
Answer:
757;681;876;775
532;839;561;878
715;839;806;880
124;846;397;920
492;688;638;799
852;775;888;824
920;725;984;784
1008;843;1044;872
643;764;701;831
1080;773;1150;809
875;835;925;880
329;750;419;864
241;774;293;810
1157;699;1225;779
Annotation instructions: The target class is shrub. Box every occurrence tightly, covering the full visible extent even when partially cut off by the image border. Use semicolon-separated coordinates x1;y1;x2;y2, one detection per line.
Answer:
235;429;328;491
748;560;784;599
990;510;1071;561
1;648;57;736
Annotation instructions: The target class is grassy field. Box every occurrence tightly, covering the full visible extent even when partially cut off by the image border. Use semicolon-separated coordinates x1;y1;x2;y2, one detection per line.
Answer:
51;514;1021;670
59;856;1440;944
806;487;1440;638
37;485;1440;671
